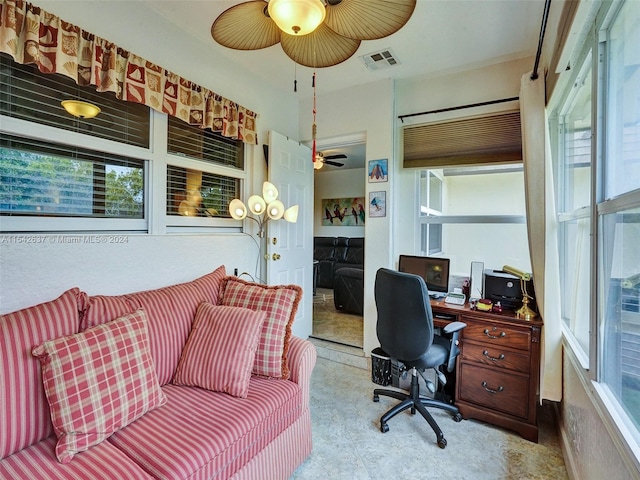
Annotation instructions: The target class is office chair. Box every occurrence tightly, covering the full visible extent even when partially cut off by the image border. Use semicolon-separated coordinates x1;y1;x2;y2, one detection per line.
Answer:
372;268;466;448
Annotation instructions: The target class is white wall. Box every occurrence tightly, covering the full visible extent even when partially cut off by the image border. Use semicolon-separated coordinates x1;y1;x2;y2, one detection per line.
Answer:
300;80;394;355
314;168;366;237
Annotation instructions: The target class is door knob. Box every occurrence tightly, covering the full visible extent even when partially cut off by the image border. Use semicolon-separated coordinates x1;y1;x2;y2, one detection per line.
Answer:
272;253;281;261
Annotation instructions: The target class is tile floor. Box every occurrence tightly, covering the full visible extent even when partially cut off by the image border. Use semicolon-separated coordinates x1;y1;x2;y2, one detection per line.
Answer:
312;288;363;348
291;350;568;480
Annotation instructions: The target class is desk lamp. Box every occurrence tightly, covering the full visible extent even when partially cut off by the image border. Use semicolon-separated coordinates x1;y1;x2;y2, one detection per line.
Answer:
502;265;537;321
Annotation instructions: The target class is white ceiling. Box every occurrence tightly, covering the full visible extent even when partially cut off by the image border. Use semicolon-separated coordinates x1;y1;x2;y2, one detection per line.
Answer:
37;0;553;171
143;0;545;97
139;0;548;171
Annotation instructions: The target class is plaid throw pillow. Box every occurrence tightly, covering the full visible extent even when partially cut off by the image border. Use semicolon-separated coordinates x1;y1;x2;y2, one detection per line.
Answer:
220;278;302;379
32;309;167;464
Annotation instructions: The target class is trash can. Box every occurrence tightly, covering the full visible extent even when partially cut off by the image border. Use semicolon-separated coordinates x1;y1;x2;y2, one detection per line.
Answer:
371;347;391;386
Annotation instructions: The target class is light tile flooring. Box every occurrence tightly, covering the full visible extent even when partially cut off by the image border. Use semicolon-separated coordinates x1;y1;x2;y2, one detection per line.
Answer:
291;332;569;480
291;348;569;480
312;288;363;348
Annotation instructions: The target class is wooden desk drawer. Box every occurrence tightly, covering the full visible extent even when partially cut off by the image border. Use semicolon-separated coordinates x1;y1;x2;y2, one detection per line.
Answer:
461;343;530;374
462;321;531;351
458;363;529;419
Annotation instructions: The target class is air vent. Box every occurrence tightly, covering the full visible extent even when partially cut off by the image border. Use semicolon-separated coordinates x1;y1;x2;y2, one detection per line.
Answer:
359;49;400;71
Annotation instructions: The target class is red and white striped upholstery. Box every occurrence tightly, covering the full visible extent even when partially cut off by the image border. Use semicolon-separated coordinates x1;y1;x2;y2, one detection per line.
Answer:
0;436;154;480
173;304;266;398
108;378;302;480
32;310;167;464
220;278;302;379
81;266;226;385
0;288;84;461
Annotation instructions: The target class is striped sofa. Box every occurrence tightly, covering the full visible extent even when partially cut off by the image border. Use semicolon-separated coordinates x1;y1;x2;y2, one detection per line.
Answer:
0;267;317;480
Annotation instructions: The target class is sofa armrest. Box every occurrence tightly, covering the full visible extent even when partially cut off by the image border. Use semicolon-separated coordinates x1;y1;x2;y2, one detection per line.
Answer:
287;336;317;406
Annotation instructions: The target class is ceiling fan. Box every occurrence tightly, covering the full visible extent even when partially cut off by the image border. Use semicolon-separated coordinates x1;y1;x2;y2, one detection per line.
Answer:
314;151;346;169
211;0;417;68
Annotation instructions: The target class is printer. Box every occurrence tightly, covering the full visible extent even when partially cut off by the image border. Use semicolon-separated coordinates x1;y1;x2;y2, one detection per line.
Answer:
483;269;536;311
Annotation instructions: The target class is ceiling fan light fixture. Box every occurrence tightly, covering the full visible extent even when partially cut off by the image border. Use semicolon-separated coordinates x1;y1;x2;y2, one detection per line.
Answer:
267;0;326;36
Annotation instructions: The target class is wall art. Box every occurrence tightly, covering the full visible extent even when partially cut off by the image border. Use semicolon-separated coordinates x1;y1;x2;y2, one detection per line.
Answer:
369;191;386;218
368;159;388;183
321;197;366;226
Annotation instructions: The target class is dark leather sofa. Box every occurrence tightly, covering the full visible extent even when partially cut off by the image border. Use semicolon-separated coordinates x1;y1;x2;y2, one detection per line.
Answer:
313;236;364;288
313;236;364;315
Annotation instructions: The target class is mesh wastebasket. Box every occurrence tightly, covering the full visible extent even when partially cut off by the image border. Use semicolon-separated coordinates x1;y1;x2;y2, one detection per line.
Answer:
371;347;391;386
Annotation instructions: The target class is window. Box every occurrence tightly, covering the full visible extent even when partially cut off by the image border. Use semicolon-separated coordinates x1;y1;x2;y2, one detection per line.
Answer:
0;135;144;219
166;116;244;222
1;53;150;148
166;165;238;218
419;171;443;254
418;165;529;277
0;53;247;233
554;51;593;356
598;0;640;439
167;116;243;169
551;0;640;446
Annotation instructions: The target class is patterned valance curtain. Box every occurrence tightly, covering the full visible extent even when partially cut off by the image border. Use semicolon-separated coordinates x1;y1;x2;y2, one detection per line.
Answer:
0;0;258;145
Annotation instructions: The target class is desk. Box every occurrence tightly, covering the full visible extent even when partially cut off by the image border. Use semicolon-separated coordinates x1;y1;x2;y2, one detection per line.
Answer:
430;299;543;442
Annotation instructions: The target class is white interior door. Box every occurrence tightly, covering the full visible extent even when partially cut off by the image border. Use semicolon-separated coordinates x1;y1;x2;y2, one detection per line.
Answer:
267;131;313;339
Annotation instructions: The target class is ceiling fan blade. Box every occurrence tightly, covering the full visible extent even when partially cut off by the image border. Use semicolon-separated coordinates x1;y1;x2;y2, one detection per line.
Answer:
323;154;347;160
325;0;417;41
281;22;360;68
323;160;344;167
211;1;281;50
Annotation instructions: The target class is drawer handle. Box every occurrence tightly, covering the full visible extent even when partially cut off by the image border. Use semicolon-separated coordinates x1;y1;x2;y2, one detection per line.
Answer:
483;328;506;339
481;381;504;394
482;350;505;361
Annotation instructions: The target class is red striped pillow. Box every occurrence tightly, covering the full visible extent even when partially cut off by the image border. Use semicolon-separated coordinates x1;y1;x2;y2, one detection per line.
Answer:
172;303;265;398
220;278;302;379
0;288;84;461
32;309;167;464
80;266;227;386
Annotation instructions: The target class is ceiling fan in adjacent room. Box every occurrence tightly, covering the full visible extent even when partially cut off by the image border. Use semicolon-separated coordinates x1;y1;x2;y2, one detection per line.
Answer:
314;151;346;170
211;0;417;67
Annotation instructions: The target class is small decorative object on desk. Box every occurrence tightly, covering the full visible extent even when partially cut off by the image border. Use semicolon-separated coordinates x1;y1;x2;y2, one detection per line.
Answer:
492;301;503;314
475;299;493;312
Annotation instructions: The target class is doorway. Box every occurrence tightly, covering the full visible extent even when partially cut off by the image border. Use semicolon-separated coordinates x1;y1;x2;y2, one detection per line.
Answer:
311;138;366;348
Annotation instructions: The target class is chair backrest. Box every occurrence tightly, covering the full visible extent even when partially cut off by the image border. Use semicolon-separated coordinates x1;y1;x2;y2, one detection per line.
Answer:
375;268;435;362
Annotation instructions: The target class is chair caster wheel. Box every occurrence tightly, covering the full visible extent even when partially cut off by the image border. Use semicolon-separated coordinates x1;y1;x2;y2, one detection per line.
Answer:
453;413;463;422
380;423;389;433
437;438;447;449
373;394;379;402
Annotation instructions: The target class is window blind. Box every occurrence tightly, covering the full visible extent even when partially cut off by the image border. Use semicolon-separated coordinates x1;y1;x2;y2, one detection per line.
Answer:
166;165;238;218
167;116;243;169
0;53;150;148
403;111;522;168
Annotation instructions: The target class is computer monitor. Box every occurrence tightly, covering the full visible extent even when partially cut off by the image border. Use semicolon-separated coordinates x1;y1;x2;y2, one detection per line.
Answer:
398;255;451;295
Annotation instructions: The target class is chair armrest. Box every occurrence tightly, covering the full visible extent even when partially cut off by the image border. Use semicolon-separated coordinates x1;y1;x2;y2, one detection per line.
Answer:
443;321;466;335
286;336;317;406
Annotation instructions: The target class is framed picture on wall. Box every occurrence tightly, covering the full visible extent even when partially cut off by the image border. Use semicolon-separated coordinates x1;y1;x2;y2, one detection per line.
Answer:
369;191;386;218
368;159;388;183
321;197;366;226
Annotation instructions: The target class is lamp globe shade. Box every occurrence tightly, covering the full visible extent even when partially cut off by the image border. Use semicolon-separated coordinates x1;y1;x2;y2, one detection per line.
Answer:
266;200;285;220
283;205;299;223
262;181;279;203
267;0;326;36
229;199;247;220
247;195;267;215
